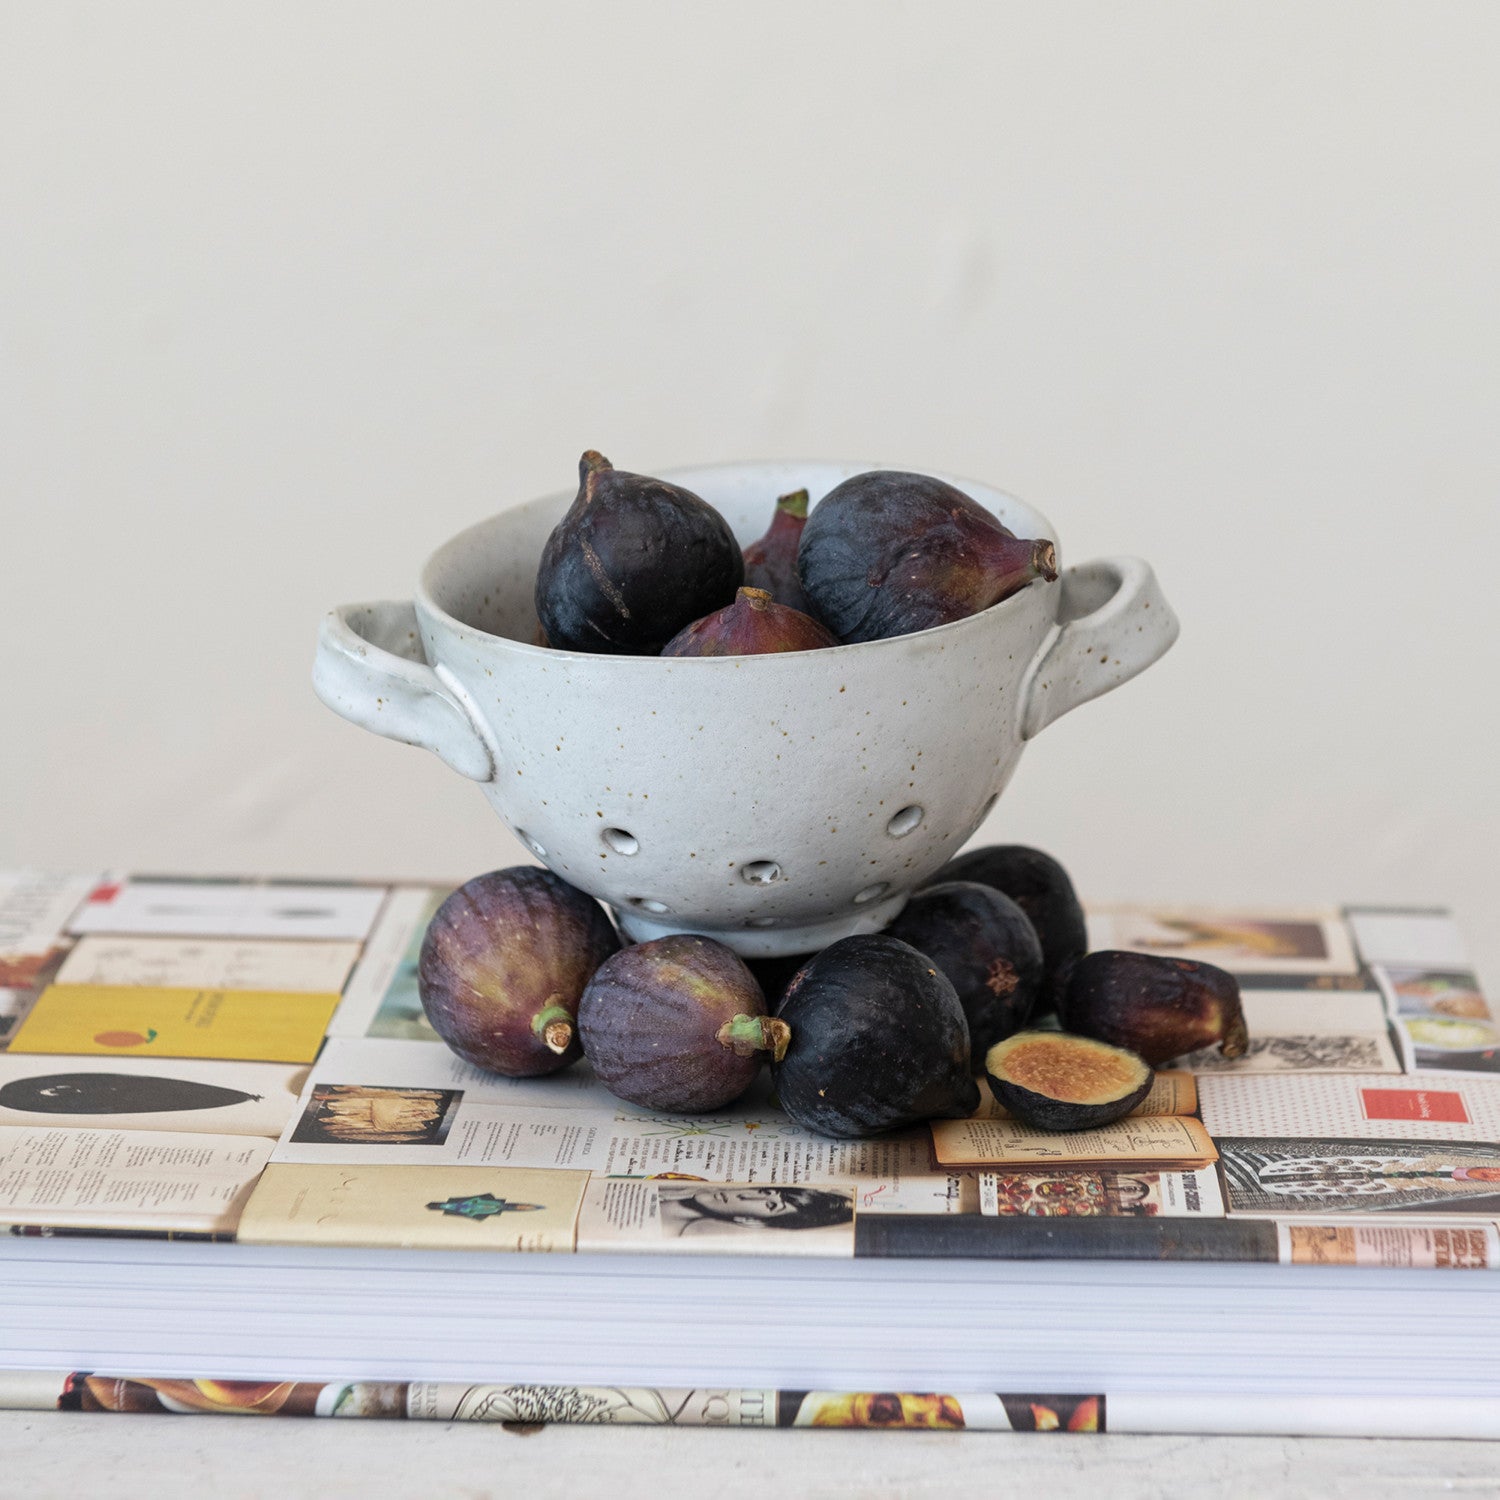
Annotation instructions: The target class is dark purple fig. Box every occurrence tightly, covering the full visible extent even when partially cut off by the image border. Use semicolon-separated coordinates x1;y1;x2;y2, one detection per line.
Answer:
418;867;620;1077
1059;951;1249;1067
984;1031;1153;1133
661;587;839;657
925;845;1087;1008
535;451;744;655
742;488;812;612
578;934;787;1112
887;881;1044;1067
771;935;980;1139
797;470;1058;642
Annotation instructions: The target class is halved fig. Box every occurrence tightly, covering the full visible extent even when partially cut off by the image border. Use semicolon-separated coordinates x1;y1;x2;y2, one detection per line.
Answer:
983;1030;1153;1133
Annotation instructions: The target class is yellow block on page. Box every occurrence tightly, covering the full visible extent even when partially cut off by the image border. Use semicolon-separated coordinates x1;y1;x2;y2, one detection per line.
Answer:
8;984;340;1064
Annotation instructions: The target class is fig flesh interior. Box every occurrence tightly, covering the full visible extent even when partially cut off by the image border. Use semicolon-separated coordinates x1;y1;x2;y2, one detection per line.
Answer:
984;1031;1154;1133
990;1032;1148;1103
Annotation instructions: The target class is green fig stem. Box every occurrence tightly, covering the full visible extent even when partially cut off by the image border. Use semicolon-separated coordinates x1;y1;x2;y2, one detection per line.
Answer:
717;1014;792;1063
533;1001;576;1056
776;488;809;521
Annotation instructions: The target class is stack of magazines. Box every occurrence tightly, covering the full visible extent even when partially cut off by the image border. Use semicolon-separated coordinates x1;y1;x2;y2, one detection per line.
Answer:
2;871;1498;1435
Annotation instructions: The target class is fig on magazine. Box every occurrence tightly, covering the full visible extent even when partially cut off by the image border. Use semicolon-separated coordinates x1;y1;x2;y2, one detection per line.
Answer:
796;469;1058;642
887;880;1044;1066
534;451;744;654
771;936;979;1139
578;934;787;1112
924;844;1087;1006
0;1073;262;1114
1059;951;1248;1067
418;866;620;1077
984;1031;1153;1132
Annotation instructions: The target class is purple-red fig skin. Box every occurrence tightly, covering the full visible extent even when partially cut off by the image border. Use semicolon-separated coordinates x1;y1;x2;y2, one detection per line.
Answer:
1058;951;1249;1067
661;587;839;657
742;489;813;613
418;867;620;1077
578;934;772;1111
797;470;1058;643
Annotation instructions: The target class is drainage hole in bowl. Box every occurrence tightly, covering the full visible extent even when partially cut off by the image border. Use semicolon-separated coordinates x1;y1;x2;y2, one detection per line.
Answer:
602;827;639;856
741;861;782;886
516;829;548;858
627;896;670;914
886;805;924;838
853;882;889;905
746;916;779;929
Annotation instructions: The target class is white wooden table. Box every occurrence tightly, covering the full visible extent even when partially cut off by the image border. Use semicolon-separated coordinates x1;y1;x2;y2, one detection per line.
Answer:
4;1412;1494;1499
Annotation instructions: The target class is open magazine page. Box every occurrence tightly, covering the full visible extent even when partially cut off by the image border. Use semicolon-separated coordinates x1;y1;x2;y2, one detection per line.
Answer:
271;1038;637;1171
0;1128;270;1233
0;872;103;1045
978;1166;1223;1217
1349;907;1500;1076
1273;1220;1500;1267
67;878;388;943
54;935;362;994
0;873;101;991
1084;904;1360;981
0;1054;309;1139
576;1178;857;1257
325;887;450;1040
8;984;340;1065
238;1163;589;1251
269;1039;963;1208
1200;1073;1500;1142
931;1113;1216;1169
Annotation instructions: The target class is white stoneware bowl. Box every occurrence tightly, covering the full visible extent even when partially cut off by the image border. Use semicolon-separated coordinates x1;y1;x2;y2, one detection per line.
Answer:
314;461;1178;956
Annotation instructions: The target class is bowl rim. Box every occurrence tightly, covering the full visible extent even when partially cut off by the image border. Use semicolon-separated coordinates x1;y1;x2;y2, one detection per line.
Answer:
414;458;1062;664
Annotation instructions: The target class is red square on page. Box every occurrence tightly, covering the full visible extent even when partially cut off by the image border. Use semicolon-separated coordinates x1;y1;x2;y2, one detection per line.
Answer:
1360;1088;1470;1124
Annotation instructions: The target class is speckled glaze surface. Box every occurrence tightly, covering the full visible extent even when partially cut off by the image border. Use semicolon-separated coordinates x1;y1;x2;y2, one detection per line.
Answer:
314;461;1179;955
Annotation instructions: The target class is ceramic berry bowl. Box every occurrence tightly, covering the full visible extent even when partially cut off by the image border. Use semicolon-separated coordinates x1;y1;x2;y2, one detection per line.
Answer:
313;461;1178;956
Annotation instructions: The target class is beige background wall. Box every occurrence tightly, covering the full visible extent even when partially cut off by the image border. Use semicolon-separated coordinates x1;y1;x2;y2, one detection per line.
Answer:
3;4;1498;986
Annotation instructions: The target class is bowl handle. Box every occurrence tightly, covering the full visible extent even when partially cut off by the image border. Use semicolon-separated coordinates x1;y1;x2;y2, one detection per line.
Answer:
312;602;497;781
1020;557;1180;741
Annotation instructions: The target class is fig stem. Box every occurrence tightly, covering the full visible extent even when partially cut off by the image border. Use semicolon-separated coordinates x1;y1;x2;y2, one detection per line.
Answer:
1219;1009;1250;1060
717;1014;792;1063
776;488;809;521
532;1002;576;1056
